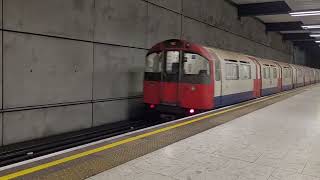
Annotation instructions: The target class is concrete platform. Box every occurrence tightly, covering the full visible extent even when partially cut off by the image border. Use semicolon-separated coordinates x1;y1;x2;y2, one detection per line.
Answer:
88;85;320;180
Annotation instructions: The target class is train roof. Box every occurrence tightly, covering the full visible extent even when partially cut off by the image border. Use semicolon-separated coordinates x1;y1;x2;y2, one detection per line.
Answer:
149;39;318;70
204;47;253;63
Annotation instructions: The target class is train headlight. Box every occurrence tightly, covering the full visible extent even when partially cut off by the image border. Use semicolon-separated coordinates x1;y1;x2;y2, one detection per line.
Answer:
191;86;196;91
189;109;195;114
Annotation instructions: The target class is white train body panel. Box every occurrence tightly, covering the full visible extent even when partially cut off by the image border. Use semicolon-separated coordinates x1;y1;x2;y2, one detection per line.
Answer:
256;58;281;96
291;64;305;87
274;61;293;91
304;67;311;85
205;47;256;106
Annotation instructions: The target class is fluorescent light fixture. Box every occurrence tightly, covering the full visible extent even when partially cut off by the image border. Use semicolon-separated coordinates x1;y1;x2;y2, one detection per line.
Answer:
290;10;320;16
310;34;320;38
302;25;320;29
316;41;320;43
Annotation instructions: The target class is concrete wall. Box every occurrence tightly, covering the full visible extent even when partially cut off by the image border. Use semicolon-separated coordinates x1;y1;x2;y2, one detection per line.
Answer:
293;47;307;66
0;0;296;145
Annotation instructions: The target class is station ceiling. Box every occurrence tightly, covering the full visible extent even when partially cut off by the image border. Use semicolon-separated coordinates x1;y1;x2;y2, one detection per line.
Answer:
230;0;320;49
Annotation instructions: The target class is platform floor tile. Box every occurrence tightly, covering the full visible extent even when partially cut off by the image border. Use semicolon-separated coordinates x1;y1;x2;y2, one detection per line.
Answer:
88;86;320;180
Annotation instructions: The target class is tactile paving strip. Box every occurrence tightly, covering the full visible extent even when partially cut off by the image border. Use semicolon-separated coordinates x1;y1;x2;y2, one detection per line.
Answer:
0;87;310;180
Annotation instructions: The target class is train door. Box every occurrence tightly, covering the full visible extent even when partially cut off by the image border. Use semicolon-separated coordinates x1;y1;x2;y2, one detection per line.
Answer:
160;51;181;105
291;66;296;88
270;65;279;92
214;59;222;107
262;64;271;92
248;57;261;98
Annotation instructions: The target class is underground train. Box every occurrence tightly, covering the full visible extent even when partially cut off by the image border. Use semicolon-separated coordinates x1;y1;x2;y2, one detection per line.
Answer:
143;39;320;115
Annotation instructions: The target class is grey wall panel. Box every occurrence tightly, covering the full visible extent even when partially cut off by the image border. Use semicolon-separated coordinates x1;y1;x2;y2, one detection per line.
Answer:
3;32;93;108
93;44;146;100
294;47;306;65
182;0;292;56
0;31;2;109
0;114;2;146
182;0;216;25
147;0;182;13
147;4;182;48
94;0;148;48
182;17;291;62
3;104;92;145
3;0;94;41
93;98;144;127
0;0;2;28
183;0;268;45
182;17;210;46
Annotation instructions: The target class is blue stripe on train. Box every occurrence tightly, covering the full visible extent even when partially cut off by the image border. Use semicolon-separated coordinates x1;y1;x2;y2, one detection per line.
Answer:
282;85;293;91
295;83;304;88
215;91;254;107
261;87;280;96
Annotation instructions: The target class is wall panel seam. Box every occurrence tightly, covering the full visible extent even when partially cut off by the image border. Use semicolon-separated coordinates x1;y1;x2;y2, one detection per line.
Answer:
1;0;3;146
1;96;143;113
92;0;96;128
2;29;149;51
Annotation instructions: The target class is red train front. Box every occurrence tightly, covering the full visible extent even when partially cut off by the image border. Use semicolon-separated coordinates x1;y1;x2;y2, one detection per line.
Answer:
143;39;214;115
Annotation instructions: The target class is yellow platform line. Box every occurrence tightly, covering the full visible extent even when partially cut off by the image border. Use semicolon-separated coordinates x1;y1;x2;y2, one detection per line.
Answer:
0;89;302;180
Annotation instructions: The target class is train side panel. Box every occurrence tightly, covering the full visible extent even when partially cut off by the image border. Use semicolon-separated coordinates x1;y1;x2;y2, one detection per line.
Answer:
256;58;281;96
206;48;256;107
304;67;311;86
291;65;304;87
274;61;293;91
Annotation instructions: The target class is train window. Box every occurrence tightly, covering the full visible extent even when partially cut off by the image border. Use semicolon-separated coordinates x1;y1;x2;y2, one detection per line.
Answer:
183;53;210;75
284;68;291;78
283;68;288;78
297;69;302;77
240;64;251;80
263;66;270;79
166;51;180;74
225;63;239;80
215;60;221;81
225;59;238;63
145;52;162;73
272;68;277;79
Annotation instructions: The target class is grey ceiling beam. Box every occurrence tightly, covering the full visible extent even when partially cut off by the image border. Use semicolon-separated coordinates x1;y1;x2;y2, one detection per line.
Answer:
238;1;291;17
266;22;303;32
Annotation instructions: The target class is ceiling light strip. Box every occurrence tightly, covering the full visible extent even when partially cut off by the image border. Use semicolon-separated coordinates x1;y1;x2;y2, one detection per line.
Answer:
310;34;320;38
290;11;320;15
291;13;320;17
302;25;320;29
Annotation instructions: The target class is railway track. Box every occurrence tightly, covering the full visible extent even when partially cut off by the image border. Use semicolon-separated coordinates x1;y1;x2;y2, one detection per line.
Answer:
0;115;174;167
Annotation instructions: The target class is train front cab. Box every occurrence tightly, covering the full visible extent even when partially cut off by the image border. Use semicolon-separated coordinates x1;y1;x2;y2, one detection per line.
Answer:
144;39;214;114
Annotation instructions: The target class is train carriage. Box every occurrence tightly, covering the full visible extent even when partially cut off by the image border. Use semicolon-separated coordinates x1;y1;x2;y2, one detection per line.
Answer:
316;69;320;83
255;58;281;96
273;61;293;91
290;64;305;88
304;67;311;86
144;39;319;115
205;48;258;107
311;68;317;84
